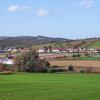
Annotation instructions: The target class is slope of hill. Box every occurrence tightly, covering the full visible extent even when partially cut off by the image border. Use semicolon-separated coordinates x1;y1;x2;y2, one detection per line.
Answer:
87;41;100;48
0;36;100;48
0;36;69;48
32;38;100;49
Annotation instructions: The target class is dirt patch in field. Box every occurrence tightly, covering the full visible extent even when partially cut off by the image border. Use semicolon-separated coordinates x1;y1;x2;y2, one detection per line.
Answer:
49;60;100;67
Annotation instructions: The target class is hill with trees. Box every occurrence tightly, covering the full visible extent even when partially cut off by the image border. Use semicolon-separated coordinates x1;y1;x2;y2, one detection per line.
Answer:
0;36;100;48
0;36;69;48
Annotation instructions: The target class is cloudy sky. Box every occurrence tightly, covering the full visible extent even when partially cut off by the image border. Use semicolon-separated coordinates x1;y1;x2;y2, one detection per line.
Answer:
0;0;100;39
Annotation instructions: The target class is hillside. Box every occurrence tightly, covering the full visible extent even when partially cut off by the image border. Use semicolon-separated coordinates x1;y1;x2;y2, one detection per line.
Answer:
32;38;100;49
0;36;69;48
87;41;100;48
0;36;100;48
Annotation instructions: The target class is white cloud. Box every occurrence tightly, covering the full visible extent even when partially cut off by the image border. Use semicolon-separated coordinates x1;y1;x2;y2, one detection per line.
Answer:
79;0;95;8
37;9;55;16
7;5;31;12
8;5;19;12
37;9;49;16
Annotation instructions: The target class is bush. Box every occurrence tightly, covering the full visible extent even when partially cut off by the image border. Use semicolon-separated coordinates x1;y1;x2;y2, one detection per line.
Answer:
76;54;81;57
47;66;66;73
72;55;76;57
80;70;85;73
47;68;56;73
68;65;74;71
44;61;50;68
72;54;81;58
85;53;90;57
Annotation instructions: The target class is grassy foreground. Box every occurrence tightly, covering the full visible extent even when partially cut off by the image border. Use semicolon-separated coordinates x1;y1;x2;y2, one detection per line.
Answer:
0;73;100;100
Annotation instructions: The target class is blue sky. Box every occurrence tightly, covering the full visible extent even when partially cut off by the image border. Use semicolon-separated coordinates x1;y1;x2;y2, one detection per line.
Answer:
0;0;100;39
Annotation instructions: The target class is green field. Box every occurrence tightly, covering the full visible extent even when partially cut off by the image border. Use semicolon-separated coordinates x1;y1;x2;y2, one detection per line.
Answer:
1;73;100;100
79;57;100;60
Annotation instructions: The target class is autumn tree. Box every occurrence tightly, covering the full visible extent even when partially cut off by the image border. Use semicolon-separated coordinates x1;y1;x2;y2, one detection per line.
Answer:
14;50;49;72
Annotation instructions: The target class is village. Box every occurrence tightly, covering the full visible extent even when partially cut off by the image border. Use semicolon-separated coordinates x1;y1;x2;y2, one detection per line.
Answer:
0;46;99;53
37;47;99;53
0;46;100;65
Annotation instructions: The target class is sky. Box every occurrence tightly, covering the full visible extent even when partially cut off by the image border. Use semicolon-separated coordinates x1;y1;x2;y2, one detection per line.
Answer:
0;0;100;39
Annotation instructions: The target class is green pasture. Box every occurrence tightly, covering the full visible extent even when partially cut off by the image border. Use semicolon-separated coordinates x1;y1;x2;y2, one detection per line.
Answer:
79;57;100;60
0;73;100;100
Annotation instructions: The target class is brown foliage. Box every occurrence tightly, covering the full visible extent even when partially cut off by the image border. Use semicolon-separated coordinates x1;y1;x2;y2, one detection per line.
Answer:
14;51;48;72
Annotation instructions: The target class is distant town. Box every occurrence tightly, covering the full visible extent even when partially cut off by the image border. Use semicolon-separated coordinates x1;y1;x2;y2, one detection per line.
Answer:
0;46;100;64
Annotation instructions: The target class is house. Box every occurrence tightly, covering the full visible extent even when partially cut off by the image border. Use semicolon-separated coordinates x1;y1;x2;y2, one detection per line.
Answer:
68;48;74;53
52;48;60;53
37;49;45;53
59;48;67;53
67;48;98;53
18;48;30;52
0;58;14;65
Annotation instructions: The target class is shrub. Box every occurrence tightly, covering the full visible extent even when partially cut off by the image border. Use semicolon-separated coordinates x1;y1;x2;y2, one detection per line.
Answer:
72;55;76;58
76;54;81;57
47;68;65;73
80;70;85;73
47;68;56;73
44;61;50;68
68;65;74;71
85;53;90;57
72;54;81;58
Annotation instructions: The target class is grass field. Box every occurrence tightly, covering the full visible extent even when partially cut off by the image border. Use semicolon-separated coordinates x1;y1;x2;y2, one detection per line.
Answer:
1;73;100;100
79;57;100;60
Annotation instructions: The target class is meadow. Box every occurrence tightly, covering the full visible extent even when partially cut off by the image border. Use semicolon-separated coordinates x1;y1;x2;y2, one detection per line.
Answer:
79;57;100;60
0;73;100;100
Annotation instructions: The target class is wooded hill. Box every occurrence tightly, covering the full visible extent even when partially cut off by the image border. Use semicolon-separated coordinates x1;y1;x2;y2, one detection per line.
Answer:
0;36;100;48
0;36;69;48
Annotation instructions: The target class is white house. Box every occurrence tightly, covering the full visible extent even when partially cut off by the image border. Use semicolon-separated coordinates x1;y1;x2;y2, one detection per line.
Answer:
52;49;60;53
0;58;13;64
37;49;45;53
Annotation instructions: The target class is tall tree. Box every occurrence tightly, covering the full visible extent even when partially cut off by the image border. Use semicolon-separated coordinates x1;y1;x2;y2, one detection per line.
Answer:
43;46;48;53
48;45;52;53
